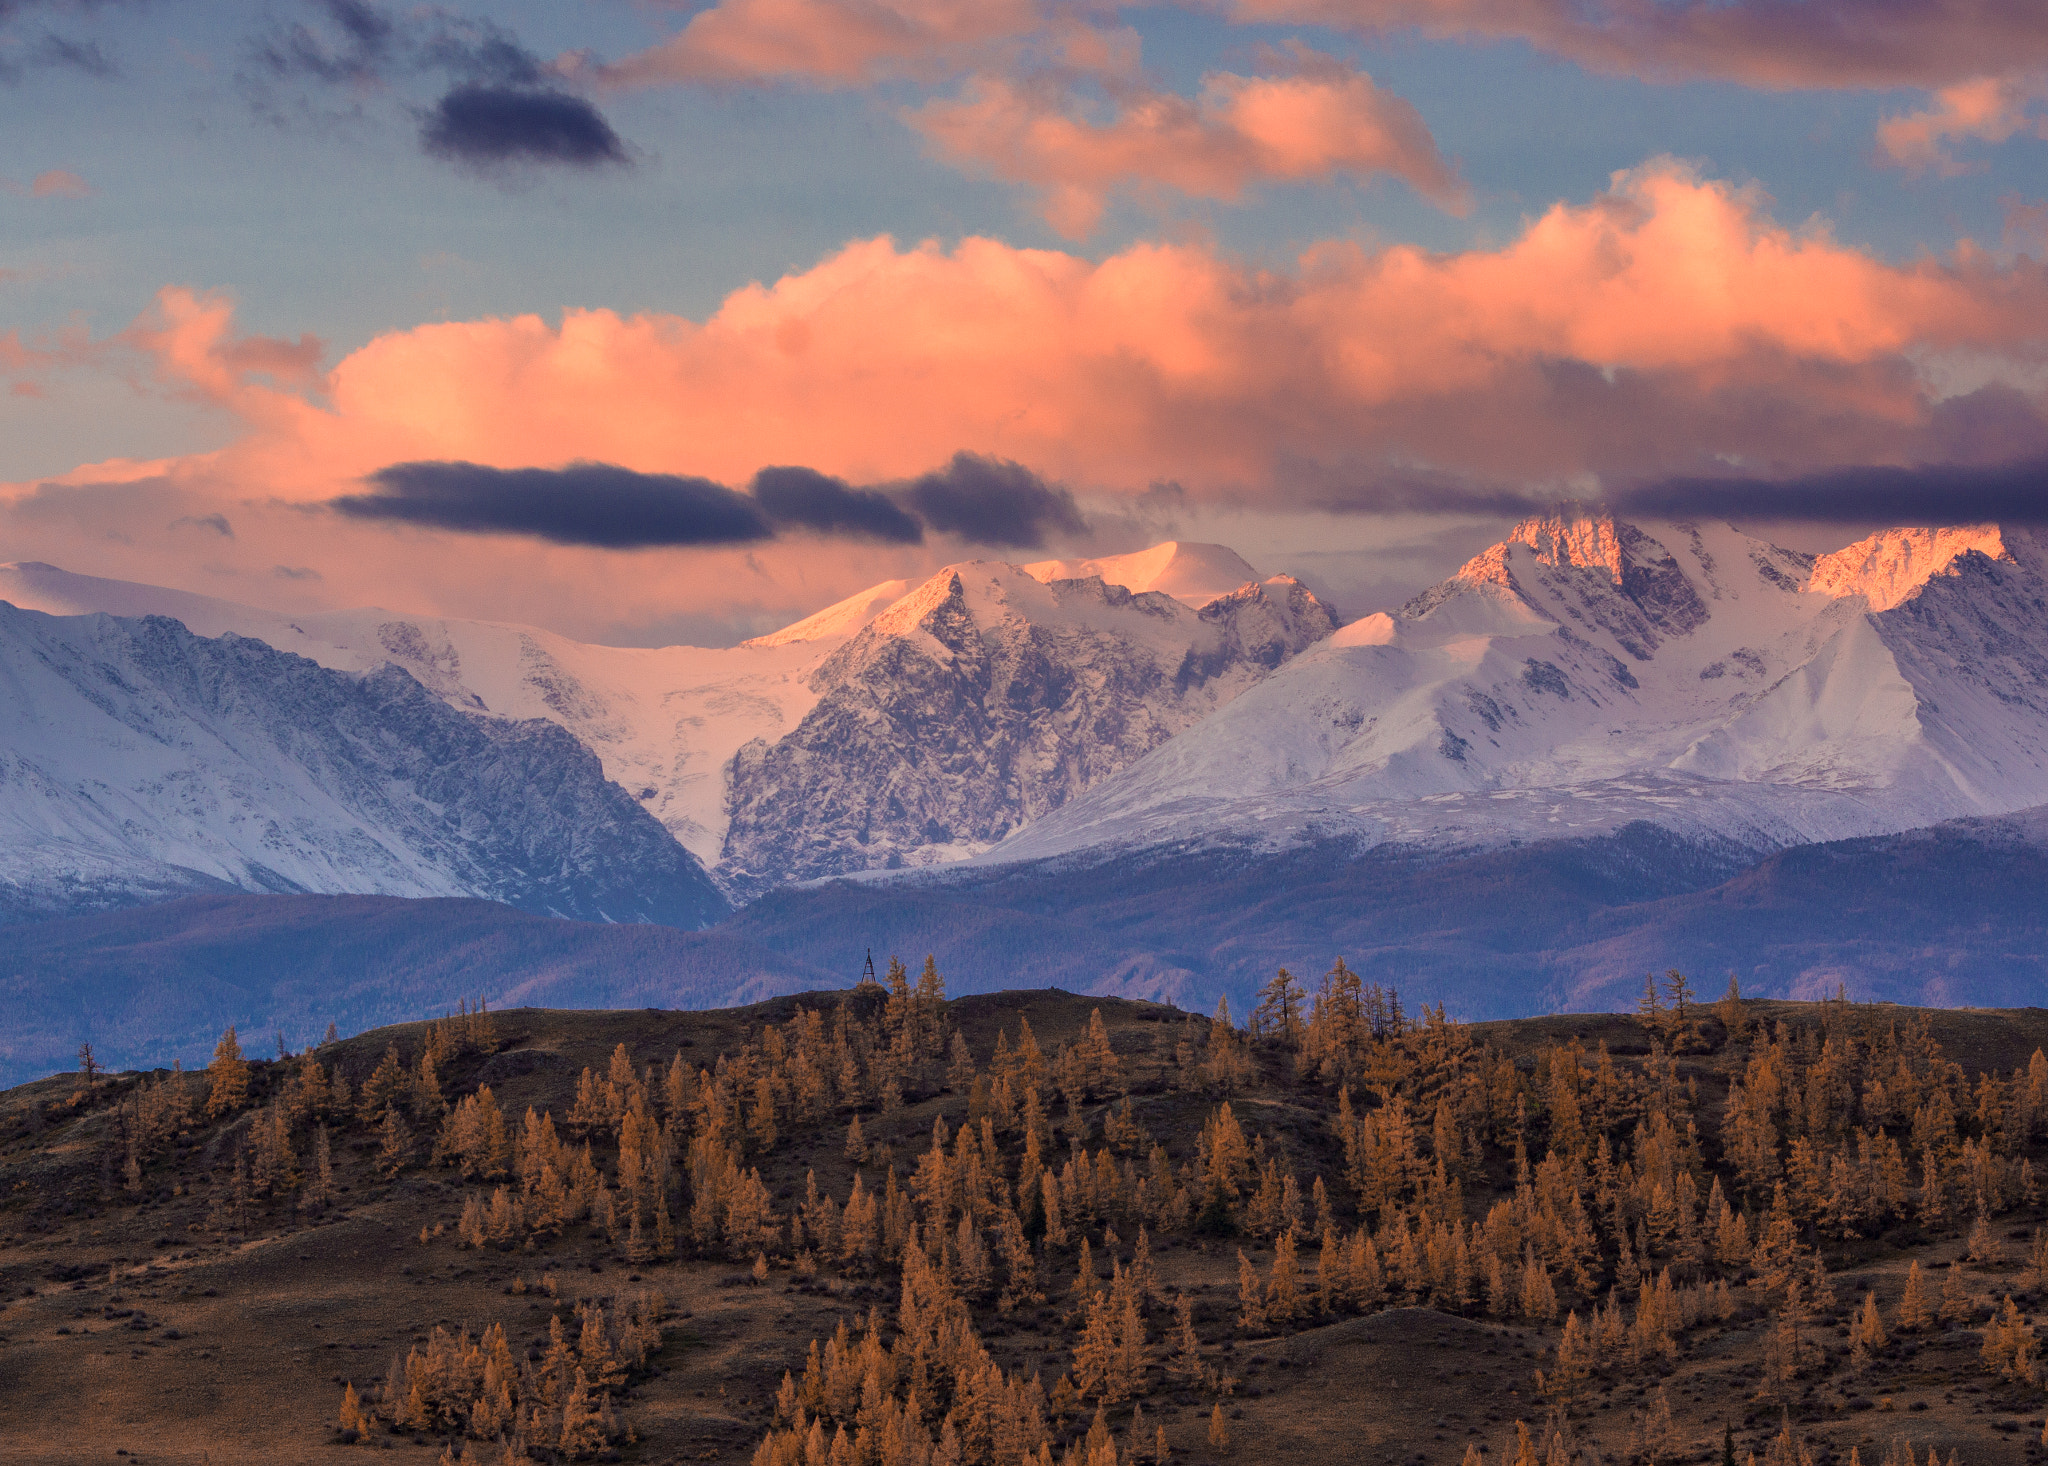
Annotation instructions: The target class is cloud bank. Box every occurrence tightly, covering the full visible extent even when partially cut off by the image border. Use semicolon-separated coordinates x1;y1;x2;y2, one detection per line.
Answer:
334;461;772;546
327;455;1078;549
1227;0;2048;92
23;160;2048;502
1616;456;2048;524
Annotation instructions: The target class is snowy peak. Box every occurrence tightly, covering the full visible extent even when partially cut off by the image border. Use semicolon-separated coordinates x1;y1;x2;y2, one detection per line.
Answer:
1807;524;2012;611
985;511;2048;868
1022;541;1264;607
1418;509;1731;662
1504;510;1631;584
742;578;912;647
718;556;1336;891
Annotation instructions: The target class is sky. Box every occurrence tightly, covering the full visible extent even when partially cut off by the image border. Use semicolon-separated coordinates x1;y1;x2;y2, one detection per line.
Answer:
3;0;2047;646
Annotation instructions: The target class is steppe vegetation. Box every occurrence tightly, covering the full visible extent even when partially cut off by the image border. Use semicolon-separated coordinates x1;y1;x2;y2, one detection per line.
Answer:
1;966;2044;1466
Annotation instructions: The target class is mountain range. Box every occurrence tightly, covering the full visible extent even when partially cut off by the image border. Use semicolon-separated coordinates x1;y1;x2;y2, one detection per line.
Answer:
0;541;1331;898
4;512;2047;1079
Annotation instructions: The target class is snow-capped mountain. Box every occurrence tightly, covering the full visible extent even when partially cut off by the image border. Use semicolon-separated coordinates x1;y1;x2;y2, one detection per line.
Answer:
1021;541;1265;607
0;605;728;926
721;562;1336;891
0;541;1332;898
986;513;2048;864
0;560;852;874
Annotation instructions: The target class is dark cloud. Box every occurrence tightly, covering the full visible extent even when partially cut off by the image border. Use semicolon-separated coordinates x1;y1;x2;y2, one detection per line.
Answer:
1615;456;2048;525
0;4;127;83
421;85;628;169
273;565;323;581
27;31;110;75
247;0;540;88
330;455;1100;552
245;0;396;89
241;1;627;170
333;461;772;548
750;466;924;544
898;451;1088;549
168;512;235;539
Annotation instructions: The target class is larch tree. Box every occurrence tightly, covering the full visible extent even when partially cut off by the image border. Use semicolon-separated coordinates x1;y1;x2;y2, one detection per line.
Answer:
1206;1402;1230;1455
206;1026;250;1118
1898;1261;1931;1331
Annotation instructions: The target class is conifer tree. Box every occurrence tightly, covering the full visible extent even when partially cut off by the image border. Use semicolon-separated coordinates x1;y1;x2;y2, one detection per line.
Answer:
1236;1250;1266;1333
1266;1230;1301;1323
207;1026;250;1118
337;1380;373;1436
1207;1402;1231;1456
1967;1211;1998;1263
1897;1261;1931;1331
1939;1260;1972;1324
1849;1291;1888;1364
1165;1293;1204;1386
1717;976;1745;1033
377;1108;413;1178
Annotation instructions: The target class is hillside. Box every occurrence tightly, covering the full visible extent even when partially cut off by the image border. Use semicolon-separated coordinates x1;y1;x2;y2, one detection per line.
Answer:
0;983;2043;1465
9;805;2048;1089
725;811;2048;1016
0;894;838;1087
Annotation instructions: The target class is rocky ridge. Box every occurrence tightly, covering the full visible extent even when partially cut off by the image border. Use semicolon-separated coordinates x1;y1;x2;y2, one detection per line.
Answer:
719;563;1337;891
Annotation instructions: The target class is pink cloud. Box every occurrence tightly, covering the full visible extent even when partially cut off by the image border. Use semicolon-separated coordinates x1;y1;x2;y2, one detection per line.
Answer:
1877;77;2048;175
1225;0;2048;92
29;169;91;199
910;48;1469;237
117;287;326;409
8;160;2048;636
594;0;1047;87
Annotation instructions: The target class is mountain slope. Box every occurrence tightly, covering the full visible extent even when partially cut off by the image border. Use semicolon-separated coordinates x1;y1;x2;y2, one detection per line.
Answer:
0;893;833;1086
0;605;727;927
722;805;2048;1020
988;513;2048;864
719;564;1336;890
0;560;840;874
2;548;1336;895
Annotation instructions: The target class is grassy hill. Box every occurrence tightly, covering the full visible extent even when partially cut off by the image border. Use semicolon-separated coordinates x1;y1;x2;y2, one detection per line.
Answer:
1;984;2045;1464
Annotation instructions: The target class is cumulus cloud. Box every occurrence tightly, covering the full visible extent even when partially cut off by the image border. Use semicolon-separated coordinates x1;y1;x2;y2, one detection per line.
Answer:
750;465;925;542
421;85;630;169
19;160;2048;563
333;461;773;546
912;48;1467;237
1226;0;2048;92
900;451;1087;547
593;0;1047;88
1877;77;2048;175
